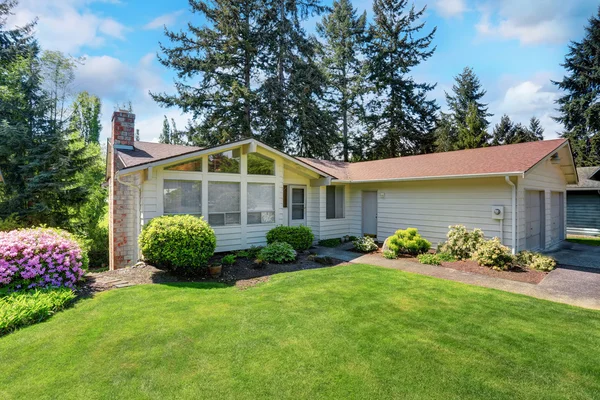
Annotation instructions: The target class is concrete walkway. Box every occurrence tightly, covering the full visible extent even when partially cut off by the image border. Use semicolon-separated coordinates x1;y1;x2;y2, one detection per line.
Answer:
314;245;600;310
542;241;600;269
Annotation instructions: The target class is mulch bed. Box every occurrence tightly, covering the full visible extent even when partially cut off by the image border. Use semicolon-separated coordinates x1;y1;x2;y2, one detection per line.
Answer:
435;259;548;284
80;252;346;296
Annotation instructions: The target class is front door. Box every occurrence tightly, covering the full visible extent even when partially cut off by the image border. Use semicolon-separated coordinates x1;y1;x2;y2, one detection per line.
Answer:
362;191;378;236
289;185;307;226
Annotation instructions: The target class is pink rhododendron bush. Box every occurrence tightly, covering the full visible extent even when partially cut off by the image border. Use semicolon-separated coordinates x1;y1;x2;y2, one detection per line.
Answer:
0;228;86;290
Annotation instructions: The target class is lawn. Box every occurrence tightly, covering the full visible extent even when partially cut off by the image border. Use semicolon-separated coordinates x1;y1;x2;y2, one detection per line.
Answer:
1;264;600;400
568;236;600;246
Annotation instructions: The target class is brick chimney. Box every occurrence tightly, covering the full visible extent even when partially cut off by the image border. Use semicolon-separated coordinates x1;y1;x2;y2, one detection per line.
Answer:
109;110;140;270
111;110;135;150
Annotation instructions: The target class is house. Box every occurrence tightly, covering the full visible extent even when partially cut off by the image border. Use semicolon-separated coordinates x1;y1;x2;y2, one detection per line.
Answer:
107;110;578;270
567;167;600;236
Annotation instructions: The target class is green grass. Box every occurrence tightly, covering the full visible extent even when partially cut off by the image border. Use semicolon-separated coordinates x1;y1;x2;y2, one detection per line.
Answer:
1;264;600;399
568;236;600;246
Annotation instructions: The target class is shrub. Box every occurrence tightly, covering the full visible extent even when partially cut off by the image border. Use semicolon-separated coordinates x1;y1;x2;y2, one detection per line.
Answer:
383;250;397;259
258;242;297;264
353;236;378;252
516;251;557;272
437;252;457;262
0;215;24;232
442;225;485;260
236;246;263;259
221;254;236;266
0;288;76;335
418;253;442;265
319;238;342;248
386;228;431;256
0;228;86;290
266;226;314;251
139;215;216;273
472;238;514;271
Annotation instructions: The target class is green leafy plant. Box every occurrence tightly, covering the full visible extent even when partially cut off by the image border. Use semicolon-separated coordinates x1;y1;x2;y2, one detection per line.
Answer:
353;236;378;252
318;238;342;248
383;250;396;259
386;228;431;256
516;251;557;272
236;246;263;259
221;254;236;266
437;252;457;262
417;254;442;265
139;215;216;273
266;226;314;251
0;288;76;335
441;225;485;260
472;238;514;271
258;242;297;264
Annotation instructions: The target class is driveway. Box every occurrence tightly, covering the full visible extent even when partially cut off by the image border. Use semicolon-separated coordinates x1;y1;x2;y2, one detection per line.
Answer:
543;241;600;269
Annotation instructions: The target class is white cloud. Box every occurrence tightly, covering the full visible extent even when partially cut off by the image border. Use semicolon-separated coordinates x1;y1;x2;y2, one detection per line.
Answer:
433;0;467;18
490;73;562;139
7;0;128;53
475;0;597;45
143;10;184;30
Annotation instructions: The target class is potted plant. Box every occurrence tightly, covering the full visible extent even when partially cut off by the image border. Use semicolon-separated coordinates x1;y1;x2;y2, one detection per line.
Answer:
208;263;222;278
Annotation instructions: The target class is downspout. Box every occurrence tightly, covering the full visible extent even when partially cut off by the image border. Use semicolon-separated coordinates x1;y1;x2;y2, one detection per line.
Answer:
505;176;516;255
116;172;143;259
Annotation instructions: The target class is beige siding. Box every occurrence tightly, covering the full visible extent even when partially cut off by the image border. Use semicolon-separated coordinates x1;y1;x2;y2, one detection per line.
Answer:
346;178;514;247
518;159;567;251
317;184;352;240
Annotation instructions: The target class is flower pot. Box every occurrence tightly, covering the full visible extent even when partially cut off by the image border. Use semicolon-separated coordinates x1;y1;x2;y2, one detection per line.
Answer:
209;264;222;278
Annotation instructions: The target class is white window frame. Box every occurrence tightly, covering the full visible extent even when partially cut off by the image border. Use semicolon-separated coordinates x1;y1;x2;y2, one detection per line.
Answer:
208;181;241;226
247;183;275;224
326;185;345;219
163;179;202;216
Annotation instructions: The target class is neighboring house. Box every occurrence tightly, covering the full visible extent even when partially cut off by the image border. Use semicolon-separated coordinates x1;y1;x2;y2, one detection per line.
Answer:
567;167;600;236
107;111;578;270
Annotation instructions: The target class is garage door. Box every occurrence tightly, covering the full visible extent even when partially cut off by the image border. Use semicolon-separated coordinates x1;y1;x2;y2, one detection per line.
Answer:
567;191;600;234
550;192;564;245
526;190;545;250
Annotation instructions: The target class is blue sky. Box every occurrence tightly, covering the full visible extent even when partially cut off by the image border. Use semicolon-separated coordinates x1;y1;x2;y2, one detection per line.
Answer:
7;0;599;142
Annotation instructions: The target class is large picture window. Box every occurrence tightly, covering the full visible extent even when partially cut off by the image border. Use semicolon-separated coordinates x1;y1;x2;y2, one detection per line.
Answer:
247;183;275;224
165;158;202;172
163;180;202;215
208;182;241;226
208;149;240;173
247;153;275;175
326;185;344;219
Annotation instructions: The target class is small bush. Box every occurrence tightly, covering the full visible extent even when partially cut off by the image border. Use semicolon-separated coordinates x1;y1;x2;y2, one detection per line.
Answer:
442;225;485;260
472;238;514;271
348;236;358;241
383;250;396;259
0;288;76;335
516;251;557;272
139;215;216;273
266;226;314;251
386;228;431;256
236;246;263;259
0;228;86;290
221;254;236;266
353;236;378;252
437;252;457;262
418;254;442;265
0;215;24;232
318;238;342;248
258;242;297;264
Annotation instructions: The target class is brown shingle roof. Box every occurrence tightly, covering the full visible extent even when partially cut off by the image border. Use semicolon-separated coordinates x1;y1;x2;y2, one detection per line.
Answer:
568;167;600;189
116;141;203;170
299;139;569;181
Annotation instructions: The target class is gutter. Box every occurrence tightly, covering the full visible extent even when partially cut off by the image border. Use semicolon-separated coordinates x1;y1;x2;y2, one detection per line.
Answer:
505;176;517;255
333;171;523;184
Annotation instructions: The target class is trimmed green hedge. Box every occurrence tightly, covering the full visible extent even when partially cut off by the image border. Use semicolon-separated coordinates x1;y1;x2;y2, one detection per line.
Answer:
266;226;314;251
139;215;216;272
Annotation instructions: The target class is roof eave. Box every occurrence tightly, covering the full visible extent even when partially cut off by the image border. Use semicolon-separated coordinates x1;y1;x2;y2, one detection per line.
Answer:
333;171;523;184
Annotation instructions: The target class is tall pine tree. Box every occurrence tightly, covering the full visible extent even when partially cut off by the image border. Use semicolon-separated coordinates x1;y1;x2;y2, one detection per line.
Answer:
152;0;263;145
492;114;543;145
70;91;102;144
317;0;366;161
553;7;600;166
365;0;438;158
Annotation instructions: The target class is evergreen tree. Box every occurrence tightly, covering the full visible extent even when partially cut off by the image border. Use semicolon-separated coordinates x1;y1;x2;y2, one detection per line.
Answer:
70;91;102;144
364;0;438;158
317;0;367;161
152;0;263;145
159;115;171;144
456;102;488;149
445;67;491;137
526;116;544;141
553;7;600;166
491;114;514;146
492;114;542;145
434;113;457;152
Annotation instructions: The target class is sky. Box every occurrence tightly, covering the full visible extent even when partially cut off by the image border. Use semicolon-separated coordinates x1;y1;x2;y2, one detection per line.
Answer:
6;0;599;143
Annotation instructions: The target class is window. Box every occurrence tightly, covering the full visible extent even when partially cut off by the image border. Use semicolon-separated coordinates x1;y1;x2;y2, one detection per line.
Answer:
208;149;240;173
165;158;202;172
208;182;240;226
326;185;344;219
248;183;275;224
163;180;202;215
247;153;275;175
283;185;288;208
